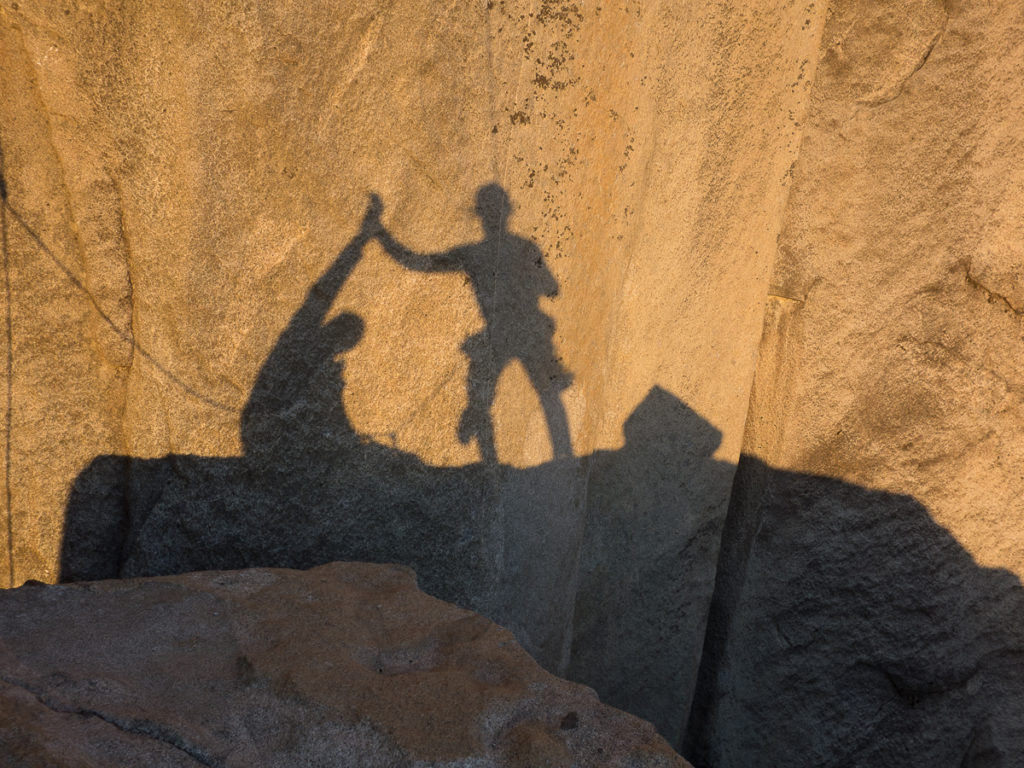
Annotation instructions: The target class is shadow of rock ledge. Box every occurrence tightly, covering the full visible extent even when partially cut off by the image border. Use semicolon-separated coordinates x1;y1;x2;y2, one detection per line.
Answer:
684;455;1024;767
60;385;1024;765
59;387;729;737
59;197;735;748
61;387;730;748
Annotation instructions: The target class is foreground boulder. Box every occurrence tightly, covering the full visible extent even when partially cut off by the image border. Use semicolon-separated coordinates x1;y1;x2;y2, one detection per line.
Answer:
0;562;688;767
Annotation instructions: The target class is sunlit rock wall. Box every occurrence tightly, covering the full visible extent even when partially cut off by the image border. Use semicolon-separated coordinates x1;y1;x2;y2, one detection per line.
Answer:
687;1;1024;765
0;0;819;747
13;2;1021;763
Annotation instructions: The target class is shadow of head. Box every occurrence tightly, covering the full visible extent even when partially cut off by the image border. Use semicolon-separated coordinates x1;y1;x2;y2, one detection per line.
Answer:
323;312;364;355
474;183;512;236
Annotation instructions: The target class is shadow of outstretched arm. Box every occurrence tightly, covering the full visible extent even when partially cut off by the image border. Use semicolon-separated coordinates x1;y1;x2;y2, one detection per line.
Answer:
375;199;464;273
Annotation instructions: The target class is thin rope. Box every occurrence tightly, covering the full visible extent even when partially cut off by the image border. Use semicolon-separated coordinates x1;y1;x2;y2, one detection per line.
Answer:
3;204;236;413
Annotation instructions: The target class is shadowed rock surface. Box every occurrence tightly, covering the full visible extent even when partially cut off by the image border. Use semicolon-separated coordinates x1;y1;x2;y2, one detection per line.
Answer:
2;0;1024;765
59;206;732;747
0;562;690;768
685;460;1024;767
61;385;727;748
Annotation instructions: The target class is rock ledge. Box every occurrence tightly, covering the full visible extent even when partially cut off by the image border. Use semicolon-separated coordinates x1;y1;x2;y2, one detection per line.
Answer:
0;562;688;767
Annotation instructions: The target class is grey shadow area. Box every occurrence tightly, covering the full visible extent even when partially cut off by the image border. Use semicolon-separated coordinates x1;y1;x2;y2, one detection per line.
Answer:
568;387;735;743
58;191;1024;762
61;391;726;744
684;455;1024;767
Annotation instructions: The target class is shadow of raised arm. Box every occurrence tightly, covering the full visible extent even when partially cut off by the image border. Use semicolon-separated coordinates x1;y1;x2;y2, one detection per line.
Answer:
375;208;464;273
240;208;372;456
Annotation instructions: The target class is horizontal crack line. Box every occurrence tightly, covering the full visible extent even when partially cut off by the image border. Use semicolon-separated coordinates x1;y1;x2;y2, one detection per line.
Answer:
0;674;224;768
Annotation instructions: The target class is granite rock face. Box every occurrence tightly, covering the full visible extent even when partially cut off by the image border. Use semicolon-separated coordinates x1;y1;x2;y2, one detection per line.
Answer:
685;1;1024;765
0;0;820;748
0;0;816;585
0;561;689;768
2;0;1024;764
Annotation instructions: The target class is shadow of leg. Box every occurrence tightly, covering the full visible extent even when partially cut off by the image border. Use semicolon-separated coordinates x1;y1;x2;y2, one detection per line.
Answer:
460;335;500;464
536;383;573;460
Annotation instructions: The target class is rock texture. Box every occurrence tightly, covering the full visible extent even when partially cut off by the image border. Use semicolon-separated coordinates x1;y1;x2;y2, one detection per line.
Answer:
2;0;1024;764
687;462;1024;767
0;0;816;582
685;1;1024;766
0;561;689;768
0;0;820;747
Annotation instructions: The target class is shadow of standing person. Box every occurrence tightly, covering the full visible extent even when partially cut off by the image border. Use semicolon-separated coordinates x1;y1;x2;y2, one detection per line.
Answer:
370;184;572;463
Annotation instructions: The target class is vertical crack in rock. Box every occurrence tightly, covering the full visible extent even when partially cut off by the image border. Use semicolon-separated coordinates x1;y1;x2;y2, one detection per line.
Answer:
682;299;805;756
856;3;950;106
681;451;771;759
109;173;137;456
683;1;832;749
0;675;223;768
0;137;13;588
